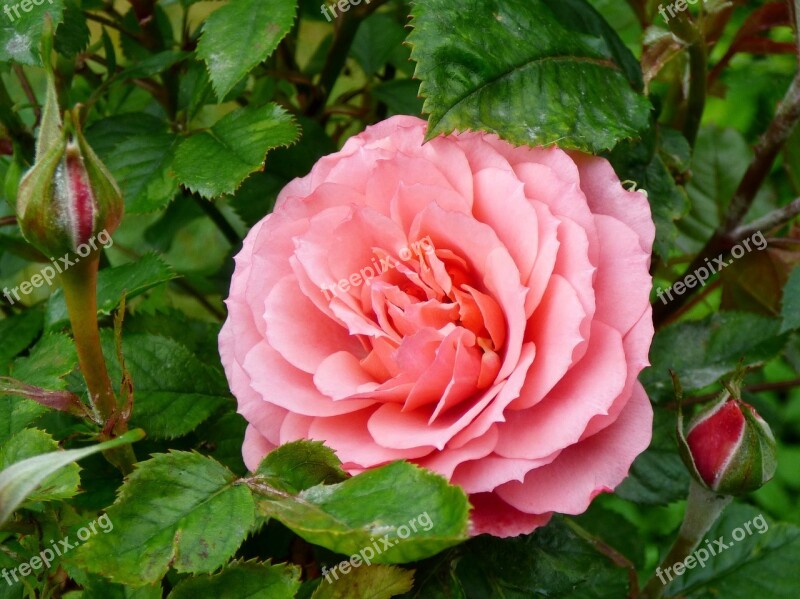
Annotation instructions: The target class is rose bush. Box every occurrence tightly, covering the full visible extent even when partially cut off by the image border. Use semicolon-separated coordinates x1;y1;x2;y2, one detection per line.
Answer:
220;115;655;537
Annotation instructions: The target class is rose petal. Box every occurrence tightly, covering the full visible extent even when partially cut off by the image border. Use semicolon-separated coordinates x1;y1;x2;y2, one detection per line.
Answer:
244;341;375;416
265;275;363;374
242;425;276;471
496;382;653;515
309;409;434;468
468;493;552;538
495;320;626;459
569;152;655;255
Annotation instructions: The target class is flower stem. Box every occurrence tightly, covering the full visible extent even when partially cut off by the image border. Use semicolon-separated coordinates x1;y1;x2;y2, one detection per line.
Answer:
60;256;136;474
641;480;732;599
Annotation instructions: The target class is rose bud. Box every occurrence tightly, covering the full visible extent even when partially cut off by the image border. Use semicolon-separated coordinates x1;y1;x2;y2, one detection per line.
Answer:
16;108;123;259
678;372;777;496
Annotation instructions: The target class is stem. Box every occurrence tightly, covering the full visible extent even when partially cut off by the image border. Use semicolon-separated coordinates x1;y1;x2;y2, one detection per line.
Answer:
669;13;706;146
83;11;141;42
60;257;136;474
13;65;41;127
729;196;800;239
641;481;732;599
793;0;800;64
61;258;115;419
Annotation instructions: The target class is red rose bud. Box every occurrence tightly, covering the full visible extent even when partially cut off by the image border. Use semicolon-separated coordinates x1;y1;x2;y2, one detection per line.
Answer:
679;375;776;496
16;106;123;259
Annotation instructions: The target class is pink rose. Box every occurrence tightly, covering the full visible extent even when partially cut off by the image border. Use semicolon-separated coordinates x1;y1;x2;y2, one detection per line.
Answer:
219;116;655;537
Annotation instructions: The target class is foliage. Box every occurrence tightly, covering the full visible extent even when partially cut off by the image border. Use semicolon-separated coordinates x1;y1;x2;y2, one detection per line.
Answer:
1;0;800;597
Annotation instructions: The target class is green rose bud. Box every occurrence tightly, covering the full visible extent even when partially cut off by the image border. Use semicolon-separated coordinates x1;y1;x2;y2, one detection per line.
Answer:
15;50;123;259
16;110;123;258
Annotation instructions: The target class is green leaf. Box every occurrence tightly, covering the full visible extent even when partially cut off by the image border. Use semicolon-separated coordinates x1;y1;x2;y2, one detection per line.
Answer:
101;28;117;76
780;266;800;333
677;127;758;253
104;132;180;214
195;412;248;475
0;429;143;526
85;113;167;159
372;80;424;117
73;451;255;586
265;116;336;180
664;504;800;598
408;0;651;152
167;560;301;599
585;0;642;56
173;103;299;198
178;60;215;123
0;308;43;371
616;407;690;505
642;312;787;403
0;0;64;65
101;333;231;439
255;440;348;492
46;254;178;330
351;14;407;77
123;308;222;367
229;171;285;227
574;503;646;569
249;461;469;564
1;334;77;444
0;428;80;503
197;0;299;99
78;577;162;599
53;0;90;57
84;113;178;213
313;564;414;599
404;516;627;598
